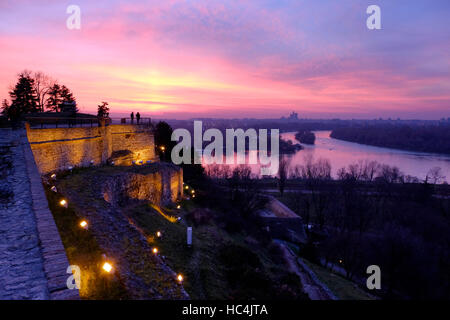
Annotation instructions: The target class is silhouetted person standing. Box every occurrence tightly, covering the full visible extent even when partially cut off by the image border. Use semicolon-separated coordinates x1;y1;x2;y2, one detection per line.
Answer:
130;112;134;124
136;112;141;124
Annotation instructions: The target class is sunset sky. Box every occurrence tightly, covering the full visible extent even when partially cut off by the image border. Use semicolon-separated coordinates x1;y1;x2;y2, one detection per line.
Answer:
0;0;449;119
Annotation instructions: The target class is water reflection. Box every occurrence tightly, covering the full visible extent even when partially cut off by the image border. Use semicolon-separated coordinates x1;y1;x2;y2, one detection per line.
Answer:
282;131;450;182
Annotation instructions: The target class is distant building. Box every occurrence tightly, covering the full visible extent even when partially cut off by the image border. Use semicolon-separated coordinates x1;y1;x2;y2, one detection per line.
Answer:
287;111;299;121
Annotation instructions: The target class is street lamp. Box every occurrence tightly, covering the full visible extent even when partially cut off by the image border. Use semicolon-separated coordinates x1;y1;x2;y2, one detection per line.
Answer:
177;274;184;284
80;220;88;229
102;262;113;273
60;199;68;208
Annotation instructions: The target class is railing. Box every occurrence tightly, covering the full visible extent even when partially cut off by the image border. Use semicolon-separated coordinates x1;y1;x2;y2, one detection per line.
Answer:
25;117;153;129
109;117;153;126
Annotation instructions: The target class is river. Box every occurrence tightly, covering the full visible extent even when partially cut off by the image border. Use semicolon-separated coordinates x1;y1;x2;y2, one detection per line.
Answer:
281;131;450;183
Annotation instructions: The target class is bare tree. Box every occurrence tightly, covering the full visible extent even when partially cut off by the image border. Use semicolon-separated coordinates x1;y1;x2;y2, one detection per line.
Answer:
278;157;289;196
426;167;445;184
32;71;54;112
296;156;333;230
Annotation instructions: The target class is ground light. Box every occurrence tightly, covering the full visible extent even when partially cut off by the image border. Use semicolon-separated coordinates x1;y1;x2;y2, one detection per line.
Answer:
60;199;68;208
79;220;88;229
102;262;113;273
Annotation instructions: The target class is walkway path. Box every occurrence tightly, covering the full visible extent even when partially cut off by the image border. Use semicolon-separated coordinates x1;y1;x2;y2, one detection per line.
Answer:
0;128;77;299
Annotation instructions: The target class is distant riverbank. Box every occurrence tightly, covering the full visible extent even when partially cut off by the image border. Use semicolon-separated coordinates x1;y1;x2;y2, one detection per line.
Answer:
330;125;450;155
281;131;450;182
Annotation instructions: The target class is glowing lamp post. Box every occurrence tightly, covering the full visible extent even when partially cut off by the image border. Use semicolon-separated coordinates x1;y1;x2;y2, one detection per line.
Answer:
160;146;165;152
152;247;159;255
176;205;181;209
156;231;162;238
177;274;184;284
102;262;113;273
185;186;189;190
80;220;88;229
60;199;68;208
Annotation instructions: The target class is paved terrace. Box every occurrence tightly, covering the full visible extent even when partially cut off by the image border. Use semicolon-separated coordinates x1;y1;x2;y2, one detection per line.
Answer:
0;128;78;299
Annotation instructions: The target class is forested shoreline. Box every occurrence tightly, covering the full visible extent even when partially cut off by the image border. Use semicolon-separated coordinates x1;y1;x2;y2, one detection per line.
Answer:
331;125;450;155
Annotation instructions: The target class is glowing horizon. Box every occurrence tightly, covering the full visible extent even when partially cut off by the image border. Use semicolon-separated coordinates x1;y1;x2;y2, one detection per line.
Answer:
0;0;449;120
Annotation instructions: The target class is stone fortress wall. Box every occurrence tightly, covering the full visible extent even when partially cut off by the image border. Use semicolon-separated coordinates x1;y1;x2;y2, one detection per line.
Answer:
25;124;157;174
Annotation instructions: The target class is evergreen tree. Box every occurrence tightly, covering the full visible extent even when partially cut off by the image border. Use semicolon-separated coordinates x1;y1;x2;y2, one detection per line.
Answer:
60;85;76;103
154;121;176;162
97;101;109;118
2;72;39;121
46;83;62;112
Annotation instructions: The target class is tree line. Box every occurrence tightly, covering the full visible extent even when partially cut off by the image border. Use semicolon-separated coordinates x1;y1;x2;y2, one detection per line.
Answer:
279;157;449;299
331;124;450;155
1;70;78;122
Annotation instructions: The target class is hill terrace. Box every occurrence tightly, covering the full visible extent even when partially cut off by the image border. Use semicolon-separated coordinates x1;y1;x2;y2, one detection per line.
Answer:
0;120;185;299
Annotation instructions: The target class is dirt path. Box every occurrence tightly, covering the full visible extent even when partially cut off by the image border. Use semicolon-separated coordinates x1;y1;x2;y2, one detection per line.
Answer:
277;241;337;300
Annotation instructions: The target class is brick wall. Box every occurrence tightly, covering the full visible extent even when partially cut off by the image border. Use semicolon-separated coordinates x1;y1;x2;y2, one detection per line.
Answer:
26;124;156;174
